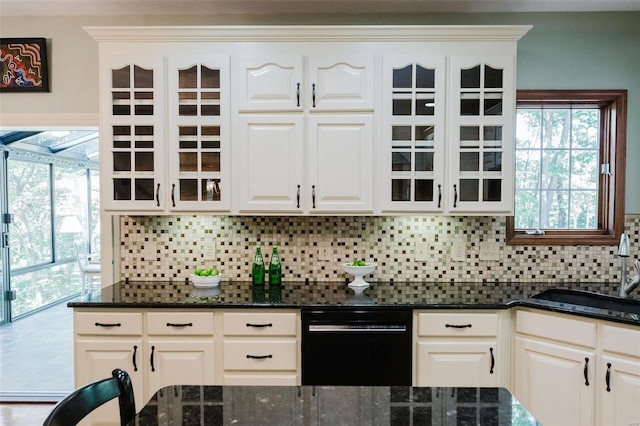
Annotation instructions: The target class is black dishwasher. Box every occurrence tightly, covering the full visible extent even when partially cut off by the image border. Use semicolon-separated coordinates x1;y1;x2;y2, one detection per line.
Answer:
301;308;412;386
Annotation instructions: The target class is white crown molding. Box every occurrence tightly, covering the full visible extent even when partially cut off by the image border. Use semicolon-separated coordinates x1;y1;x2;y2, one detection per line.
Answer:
84;25;533;43
0;113;99;129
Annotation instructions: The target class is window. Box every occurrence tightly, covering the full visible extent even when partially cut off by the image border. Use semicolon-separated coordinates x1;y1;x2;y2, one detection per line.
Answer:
8;159;53;267
506;90;626;245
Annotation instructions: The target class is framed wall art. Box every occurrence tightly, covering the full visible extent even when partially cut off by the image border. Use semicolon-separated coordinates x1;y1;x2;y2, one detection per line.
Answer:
0;38;49;92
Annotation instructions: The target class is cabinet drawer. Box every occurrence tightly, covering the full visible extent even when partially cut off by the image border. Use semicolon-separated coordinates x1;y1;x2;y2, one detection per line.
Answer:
417;313;498;337
74;312;143;336
515;310;596;348
223;339;297;371
147;312;214;336
223;311;297;336
601;324;640;357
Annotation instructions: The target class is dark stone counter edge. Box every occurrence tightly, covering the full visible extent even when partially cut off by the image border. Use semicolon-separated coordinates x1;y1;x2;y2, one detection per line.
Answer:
68;298;640;327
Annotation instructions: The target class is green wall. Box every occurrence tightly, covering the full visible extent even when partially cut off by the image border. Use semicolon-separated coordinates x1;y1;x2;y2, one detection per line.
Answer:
1;12;638;211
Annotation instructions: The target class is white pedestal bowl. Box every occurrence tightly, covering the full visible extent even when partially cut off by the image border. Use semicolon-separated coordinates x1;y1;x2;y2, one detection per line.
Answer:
342;263;377;288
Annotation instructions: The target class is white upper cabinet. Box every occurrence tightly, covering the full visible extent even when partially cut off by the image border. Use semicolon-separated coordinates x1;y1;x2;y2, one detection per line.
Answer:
380;56;447;213
99;51;231;214
306;55;375;111
238;55;374;112
238;55;304;112
447;56;516;214
307;115;374;212
100;55;166;212
237;114;305;212
88;25;530;216
167;55;231;211
236;53;375;214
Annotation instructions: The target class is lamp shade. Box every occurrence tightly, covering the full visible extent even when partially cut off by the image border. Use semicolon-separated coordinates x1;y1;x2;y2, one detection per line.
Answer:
60;216;83;234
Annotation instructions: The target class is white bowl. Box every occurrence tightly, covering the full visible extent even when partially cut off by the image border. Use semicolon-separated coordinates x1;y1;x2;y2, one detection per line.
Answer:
342;263;376;287
191;274;222;288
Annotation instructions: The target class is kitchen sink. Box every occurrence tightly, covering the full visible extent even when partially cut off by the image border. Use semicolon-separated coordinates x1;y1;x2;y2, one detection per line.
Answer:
532;288;640;314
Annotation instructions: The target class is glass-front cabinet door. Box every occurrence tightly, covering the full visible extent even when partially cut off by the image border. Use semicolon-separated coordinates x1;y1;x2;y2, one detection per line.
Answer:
100;55;165;212
167;56;230;211
448;56;515;214
381;56;446;212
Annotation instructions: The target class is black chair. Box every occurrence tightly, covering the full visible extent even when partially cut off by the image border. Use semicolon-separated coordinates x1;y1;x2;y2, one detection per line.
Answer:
43;368;135;426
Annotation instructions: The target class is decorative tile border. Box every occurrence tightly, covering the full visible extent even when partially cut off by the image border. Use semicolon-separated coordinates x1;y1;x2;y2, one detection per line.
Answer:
119;214;640;298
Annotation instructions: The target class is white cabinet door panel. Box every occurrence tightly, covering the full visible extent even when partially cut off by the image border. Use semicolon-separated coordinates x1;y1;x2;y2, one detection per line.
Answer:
514;336;595;426
307;55;375;111
598;354;640;426
146;340;215;398
75;339;144;425
308;115;374;213
237;115;305;212
238;56;304;111
416;341;498;387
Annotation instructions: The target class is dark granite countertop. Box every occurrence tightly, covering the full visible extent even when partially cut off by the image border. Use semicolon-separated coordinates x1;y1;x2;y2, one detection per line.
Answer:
131;385;540;426
68;280;640;326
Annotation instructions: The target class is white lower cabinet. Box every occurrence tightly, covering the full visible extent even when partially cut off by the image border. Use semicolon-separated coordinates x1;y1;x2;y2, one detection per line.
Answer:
513;309;640;426
145;312;216;398
74;310;215;425
73;305;640;426
414;311;504;387
221;310;300;385
513;310;597;426
514;335;595;426
597;324;640;426
74;312;145;426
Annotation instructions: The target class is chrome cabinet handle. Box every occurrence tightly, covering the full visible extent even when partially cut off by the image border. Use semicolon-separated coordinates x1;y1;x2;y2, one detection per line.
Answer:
296;83;300;107
312;83;316;108
171;183;176;207
584;357;590;386
606;362;611;392
489;347;494;374
297;184;301;208
437;184;442;208
156;183;161;207
132;345;138;372
312;185;316;208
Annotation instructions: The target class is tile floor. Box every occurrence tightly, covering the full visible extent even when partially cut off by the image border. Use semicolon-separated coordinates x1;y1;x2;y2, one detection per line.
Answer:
0;299;75;402
0;403;55;426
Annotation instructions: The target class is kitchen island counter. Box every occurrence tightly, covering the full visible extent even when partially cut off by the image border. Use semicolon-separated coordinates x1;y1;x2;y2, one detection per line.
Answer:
130;384;540;425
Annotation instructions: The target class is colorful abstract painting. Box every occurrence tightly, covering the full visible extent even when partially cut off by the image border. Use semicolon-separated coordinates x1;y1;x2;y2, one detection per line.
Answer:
0;38;49;92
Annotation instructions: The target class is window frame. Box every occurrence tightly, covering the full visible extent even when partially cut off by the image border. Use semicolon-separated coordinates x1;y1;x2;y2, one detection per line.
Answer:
506;89;626;246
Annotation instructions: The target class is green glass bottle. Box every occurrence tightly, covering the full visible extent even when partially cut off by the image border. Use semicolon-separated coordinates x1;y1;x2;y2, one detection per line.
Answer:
268;246;282;286
252;247;265;286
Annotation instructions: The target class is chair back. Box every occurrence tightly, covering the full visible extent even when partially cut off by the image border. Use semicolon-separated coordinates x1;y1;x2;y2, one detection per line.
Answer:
43;369;136;426
75;241;89;271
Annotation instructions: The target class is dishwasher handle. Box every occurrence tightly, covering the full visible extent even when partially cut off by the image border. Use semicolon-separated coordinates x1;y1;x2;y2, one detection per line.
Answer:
308;324;407;332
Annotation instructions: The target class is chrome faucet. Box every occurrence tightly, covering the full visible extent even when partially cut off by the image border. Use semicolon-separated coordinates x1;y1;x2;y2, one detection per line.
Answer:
617;233;640;298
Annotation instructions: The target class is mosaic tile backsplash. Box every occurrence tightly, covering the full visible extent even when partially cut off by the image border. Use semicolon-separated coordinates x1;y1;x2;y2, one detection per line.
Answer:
119;214;640;299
